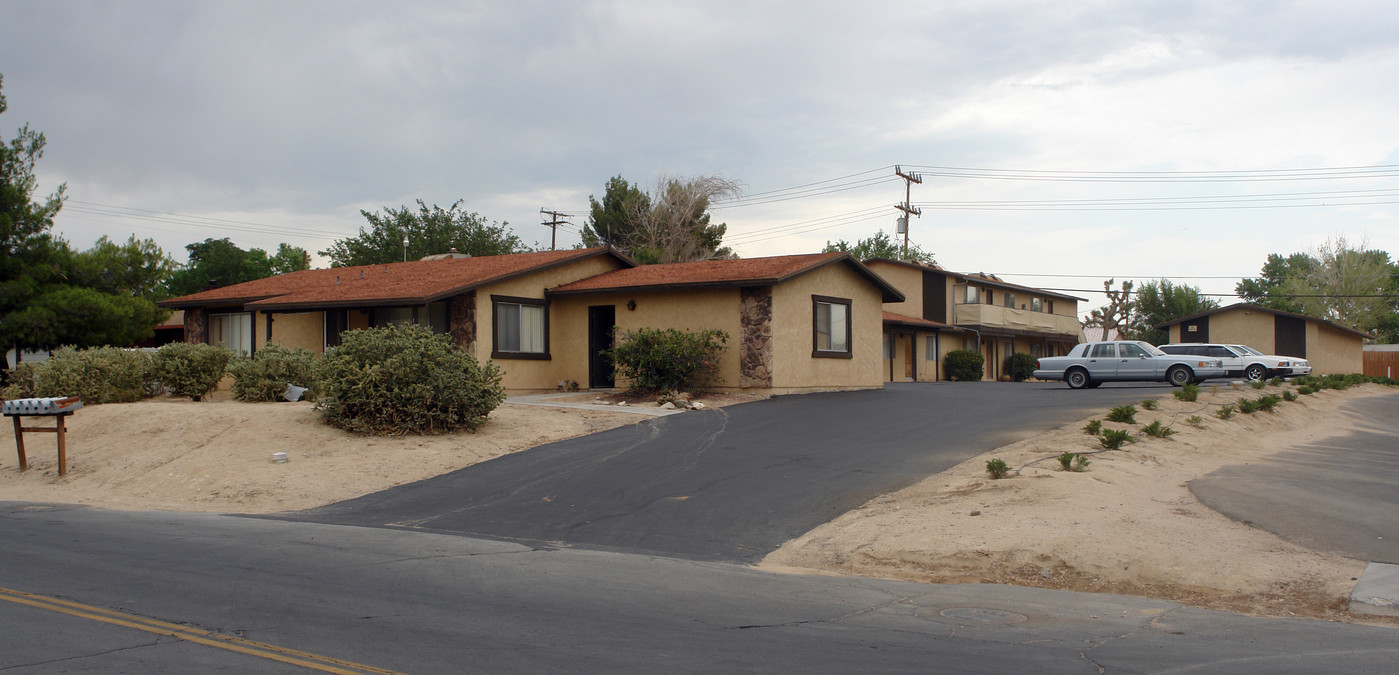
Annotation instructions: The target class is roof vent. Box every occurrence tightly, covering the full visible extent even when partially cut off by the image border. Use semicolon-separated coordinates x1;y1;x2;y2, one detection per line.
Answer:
419;247;473;261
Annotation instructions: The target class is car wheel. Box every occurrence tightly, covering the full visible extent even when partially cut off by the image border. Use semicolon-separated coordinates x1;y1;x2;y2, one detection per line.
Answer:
1086;381;1103;388
1244;364;1266;382
1066;368;1090;389
1167;365;1192;387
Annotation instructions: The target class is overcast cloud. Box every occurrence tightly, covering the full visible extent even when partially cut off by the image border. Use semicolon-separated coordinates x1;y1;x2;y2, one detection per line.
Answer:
3;1;1397;309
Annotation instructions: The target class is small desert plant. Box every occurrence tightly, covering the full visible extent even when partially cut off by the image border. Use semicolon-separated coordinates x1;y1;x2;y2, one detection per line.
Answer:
608;327;728;393
945;350;986;382
1269;377;1284;387
1185;415;1205;428
1057;451;1090;472
1283;390;1298;402
1106;404;1137;424
986;458;1010;479
1142;420;1176;438
1250;380;1267;390
1173;383;1200;402
227;344;319;402
1083;419;1102;435
1256;394;1282;412
1238;398;1263;414
152;342;231;401
1099;428;1135;450
1141;399;1159;411
1216;404;1236;419
1297;385;1316;395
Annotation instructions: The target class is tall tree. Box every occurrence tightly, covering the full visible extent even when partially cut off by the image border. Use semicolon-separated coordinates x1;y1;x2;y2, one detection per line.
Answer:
321;199;528;267
823;230;936;265
1235;252;1316;313
1125;279;1219;345
1238;238;1399;341
269;242;311;276
68;235;178;300
1082;279;1134;339
165;237;275;296
580;174;741;264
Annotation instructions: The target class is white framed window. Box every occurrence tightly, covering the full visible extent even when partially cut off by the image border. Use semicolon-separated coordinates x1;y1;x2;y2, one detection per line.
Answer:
964;285;979;304
1003;292;1014;308
1031;297;1043;312
812;295;851;358
925;335;938;361
492;295;548;359
209;312;253;355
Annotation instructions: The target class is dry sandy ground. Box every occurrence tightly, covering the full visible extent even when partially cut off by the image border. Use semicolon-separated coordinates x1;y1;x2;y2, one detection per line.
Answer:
761;382;1396;622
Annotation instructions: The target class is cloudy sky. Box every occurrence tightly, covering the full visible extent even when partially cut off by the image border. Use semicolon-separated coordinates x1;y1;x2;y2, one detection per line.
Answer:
4;0;1398;312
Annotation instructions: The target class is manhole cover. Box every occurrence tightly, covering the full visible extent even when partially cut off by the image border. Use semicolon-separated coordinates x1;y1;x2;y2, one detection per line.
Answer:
939;607;1028;624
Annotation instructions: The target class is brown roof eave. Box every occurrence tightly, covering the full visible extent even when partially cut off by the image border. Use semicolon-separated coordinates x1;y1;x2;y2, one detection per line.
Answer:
158;294;282;309
547;278;784;297
245;297;435;312
792;254;905;303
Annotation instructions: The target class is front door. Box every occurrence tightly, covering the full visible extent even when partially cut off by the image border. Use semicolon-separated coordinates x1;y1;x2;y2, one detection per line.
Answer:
587;305;616;389
903;335;915;379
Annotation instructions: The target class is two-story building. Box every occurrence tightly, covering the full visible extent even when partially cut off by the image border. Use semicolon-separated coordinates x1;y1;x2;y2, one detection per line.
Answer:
864;259;1084;381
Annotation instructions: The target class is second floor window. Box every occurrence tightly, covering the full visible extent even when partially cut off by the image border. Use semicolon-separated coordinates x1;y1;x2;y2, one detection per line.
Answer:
964;285;979;304
1031;297;1043;312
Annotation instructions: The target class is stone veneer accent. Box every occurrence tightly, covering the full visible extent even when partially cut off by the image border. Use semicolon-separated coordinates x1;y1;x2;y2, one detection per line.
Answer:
739;285;774;388
184;308;207;345
449;291;477;353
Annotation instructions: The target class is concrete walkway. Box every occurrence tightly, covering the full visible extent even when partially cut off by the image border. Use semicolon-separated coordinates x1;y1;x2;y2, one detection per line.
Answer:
505;392;686;417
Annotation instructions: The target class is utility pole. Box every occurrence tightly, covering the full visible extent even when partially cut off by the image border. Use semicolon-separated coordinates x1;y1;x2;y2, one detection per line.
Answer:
540;209;569;251
893;165;922;259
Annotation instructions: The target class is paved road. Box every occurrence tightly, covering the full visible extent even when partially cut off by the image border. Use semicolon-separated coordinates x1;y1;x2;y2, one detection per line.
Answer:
5;506;1397;674
280;382;1162;562
1191;392;1399;564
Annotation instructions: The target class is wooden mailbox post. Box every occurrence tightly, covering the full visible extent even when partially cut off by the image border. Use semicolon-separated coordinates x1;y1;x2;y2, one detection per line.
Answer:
4;396;82;476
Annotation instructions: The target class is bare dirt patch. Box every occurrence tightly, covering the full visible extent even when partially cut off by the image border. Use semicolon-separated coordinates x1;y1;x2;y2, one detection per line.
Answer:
760;383;1396;623
0;398;639;514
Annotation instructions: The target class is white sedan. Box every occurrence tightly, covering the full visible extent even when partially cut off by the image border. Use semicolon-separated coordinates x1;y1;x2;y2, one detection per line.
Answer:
1158;343;1311;381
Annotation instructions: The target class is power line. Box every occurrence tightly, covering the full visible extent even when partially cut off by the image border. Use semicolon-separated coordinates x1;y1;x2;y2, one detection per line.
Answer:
901;163;1399;182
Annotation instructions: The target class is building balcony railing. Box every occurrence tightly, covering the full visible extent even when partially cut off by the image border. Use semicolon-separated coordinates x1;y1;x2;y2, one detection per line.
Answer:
953;303;1081;337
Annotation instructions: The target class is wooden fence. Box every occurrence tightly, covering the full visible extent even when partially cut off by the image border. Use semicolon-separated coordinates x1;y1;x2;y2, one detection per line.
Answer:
1363;350;1399;379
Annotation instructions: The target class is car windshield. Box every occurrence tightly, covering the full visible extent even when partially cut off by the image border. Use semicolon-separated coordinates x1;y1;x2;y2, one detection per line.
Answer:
1233;345;1264;356
1138;342;1166;356
1222;345;1248;357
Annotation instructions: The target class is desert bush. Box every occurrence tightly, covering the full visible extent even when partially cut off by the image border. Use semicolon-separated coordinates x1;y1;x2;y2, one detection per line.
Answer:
1238;398;1263;414
1006;352;1038;382
1216;404;1236;419
608;327;728;393
1296;373;1399;390
1173;383;1199;402
1141;399;1159;411
1142;420;1176;438
1057;452;1091;472
1;346;157;404
1186;415;1205;428
1257;394;1282;412
1268;377;1284;387
1083;419;1102;435
944;350;985;382
151;342;231;401
1099;428;1135;450
986;458;1010;479
1297;385;1315;395
315;325;504;435
1250;380;1267;390
227;344;318;402
1283;390;1298;402
1106;404;1137;424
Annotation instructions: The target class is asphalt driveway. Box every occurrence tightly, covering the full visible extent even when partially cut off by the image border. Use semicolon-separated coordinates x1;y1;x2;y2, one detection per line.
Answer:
281;381;1160;562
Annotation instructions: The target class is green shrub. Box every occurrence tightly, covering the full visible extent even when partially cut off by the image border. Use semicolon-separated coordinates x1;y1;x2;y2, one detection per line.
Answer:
1268;377;1284;387
1295;373;1399;390
1257;394;1282;412
1142;420;1176;438
608;327;728;393
1216;404;1236;419
1006;352;1038;382
1185;415;1205;428
1283;390;1298;402
315;325;504;435
1057;451;1075;470
1106;404;1137;424
986;458;1010;479
1083;419;1102;435
152;342;231;401
1250;380;1267;390
227;344;318;402
1141;399;1159;411
1238;398;1263;414
1099;428;1135;450
944;350;985;382
1;346;157;404
1297;385;1315;395
1173;383;1199;402
1071;454;1091;471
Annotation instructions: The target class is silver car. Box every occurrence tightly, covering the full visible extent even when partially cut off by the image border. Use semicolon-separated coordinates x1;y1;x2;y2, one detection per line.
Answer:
1034;340;1227;389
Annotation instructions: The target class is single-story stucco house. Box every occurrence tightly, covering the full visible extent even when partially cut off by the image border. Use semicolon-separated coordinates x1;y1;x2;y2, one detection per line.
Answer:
1155;303;1368;375
159;247;903;393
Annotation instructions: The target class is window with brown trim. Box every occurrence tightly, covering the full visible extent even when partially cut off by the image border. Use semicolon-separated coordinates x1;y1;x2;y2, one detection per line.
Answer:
812;295;852;359
492;295;549;360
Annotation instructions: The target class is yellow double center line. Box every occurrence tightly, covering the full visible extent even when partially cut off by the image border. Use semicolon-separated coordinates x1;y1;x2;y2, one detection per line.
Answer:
0;586;407;674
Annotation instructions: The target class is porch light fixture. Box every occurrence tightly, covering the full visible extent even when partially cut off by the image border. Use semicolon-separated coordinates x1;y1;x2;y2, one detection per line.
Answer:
626;300;637;311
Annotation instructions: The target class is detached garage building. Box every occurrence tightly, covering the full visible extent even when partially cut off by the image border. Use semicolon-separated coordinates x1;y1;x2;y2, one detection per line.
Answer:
1156;303;1368;375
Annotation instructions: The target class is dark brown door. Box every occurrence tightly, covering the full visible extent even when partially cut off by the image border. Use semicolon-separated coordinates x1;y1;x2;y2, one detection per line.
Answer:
1275;315;1307;358
588;305;616;389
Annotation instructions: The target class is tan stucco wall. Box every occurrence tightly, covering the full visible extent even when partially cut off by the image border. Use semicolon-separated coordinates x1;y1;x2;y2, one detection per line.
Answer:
866;262;923;319
268;312;325;353
474;256;628;390
1306;322;1364;374
882;329;945;382
770;263;884;390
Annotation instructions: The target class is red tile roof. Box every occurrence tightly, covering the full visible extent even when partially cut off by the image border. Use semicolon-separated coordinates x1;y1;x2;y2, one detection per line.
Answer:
161;248;623;310
549;252;904;301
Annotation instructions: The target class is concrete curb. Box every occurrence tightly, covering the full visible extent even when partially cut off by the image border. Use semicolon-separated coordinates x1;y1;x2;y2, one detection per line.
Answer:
1350;562;1399;617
